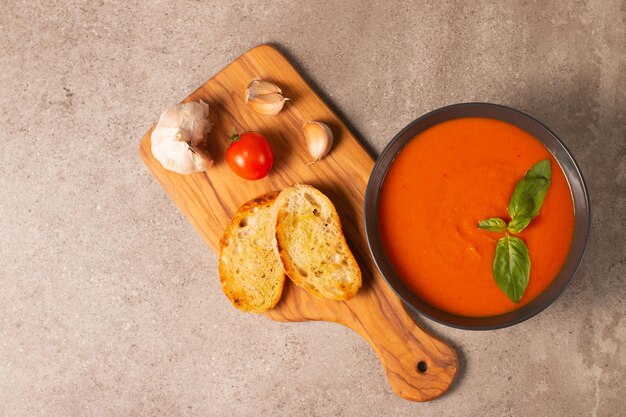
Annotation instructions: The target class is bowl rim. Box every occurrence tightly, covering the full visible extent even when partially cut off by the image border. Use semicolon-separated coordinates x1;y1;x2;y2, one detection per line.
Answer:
364;102;591;330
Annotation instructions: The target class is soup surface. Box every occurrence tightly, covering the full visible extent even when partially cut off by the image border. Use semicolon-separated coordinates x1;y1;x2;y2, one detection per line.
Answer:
379;117;575;317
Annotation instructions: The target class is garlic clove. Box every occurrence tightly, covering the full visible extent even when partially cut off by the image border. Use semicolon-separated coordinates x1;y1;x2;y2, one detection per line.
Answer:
246;93;289;117
245;80;282;101
303;121;333;164
244;79;288;116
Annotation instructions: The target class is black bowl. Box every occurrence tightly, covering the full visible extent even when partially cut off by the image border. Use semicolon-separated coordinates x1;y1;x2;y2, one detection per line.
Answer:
364;103;590;330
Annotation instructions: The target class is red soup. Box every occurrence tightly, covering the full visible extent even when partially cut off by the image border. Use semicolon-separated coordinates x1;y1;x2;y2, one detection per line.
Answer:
379;117;575;317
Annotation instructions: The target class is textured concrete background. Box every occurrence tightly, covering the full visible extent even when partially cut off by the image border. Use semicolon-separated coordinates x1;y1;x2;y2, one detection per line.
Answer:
1;0;625;416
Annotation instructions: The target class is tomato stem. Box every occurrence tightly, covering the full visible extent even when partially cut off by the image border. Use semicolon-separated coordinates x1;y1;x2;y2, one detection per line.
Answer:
229;129;240;143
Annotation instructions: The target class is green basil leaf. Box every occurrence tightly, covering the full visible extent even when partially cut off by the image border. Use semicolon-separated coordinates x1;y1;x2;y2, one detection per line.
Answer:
478;218;507;232
507;159;552;232
527;158;552;180
507;216;532;234
493;235;531;303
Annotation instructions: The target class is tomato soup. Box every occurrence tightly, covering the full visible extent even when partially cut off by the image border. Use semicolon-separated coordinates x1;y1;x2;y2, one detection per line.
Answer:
379;117;575;317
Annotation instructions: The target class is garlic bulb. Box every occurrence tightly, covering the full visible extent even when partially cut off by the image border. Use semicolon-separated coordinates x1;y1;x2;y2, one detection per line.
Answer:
151;100;213;174
303;121;333;164
244;79;289;116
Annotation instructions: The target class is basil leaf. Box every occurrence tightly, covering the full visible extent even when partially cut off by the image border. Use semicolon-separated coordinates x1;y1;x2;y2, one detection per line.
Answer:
527;158;552;180
478;218;507;232
493;235;531;303
507;216;532;234
507;159;552;232
508;177;549;218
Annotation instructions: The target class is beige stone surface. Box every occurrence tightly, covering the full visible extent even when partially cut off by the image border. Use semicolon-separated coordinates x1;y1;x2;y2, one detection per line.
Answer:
1;1;625;416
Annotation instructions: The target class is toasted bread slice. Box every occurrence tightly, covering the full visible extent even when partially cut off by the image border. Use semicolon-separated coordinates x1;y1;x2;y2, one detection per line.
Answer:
273;184;362;300
219;192;285;313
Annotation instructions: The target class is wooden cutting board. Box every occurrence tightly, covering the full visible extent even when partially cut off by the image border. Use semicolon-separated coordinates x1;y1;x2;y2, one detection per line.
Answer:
139;44;458;402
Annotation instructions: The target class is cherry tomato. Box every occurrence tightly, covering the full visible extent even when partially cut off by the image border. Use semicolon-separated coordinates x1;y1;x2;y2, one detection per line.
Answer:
225;131;274;180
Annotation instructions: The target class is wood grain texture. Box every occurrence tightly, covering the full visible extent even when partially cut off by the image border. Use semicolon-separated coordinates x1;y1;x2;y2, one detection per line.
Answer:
138;45;458;402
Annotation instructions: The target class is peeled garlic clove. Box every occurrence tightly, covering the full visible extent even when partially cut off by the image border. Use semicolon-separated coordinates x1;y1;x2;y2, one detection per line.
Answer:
246;93;289;117
303;121;333;164
151;99;213;174
244;79;288;116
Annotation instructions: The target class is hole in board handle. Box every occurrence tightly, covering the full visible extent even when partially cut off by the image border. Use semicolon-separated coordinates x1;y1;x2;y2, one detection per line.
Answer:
417;360;428;373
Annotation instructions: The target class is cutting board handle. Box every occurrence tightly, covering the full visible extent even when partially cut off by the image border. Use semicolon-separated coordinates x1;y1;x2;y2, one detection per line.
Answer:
345;282;458;401
268;277;458;402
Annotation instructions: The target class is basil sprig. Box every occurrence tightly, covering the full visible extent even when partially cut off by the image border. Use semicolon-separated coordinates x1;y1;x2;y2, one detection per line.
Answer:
477;159;552;303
